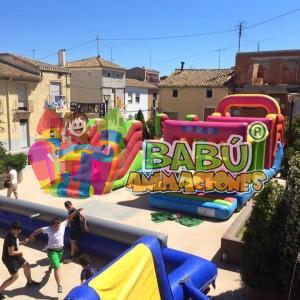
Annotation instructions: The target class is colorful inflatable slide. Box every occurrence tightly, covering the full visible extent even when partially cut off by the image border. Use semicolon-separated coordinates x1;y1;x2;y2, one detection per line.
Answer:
29;109;142;198
149;94;284;220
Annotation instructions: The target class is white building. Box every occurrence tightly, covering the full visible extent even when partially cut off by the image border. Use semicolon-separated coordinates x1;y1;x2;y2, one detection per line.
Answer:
124;79;158;120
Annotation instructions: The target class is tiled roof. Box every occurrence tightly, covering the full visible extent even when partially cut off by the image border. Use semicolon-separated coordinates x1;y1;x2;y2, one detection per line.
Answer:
159;69;234;88
0;61;41;81
0;53;70;74
126;78;158;89
67;56;126;70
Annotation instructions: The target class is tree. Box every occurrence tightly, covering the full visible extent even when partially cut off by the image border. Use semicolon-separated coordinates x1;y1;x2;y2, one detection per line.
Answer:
241;181;284;291
282;118;300;178
135;110;150;140
275;152;300;298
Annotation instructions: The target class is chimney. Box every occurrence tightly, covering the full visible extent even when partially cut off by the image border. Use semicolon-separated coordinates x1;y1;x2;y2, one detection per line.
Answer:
58;49;66;66
180;61;185;71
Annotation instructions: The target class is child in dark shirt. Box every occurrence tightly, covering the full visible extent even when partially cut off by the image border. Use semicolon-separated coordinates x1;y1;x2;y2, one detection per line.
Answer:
78;254;97;284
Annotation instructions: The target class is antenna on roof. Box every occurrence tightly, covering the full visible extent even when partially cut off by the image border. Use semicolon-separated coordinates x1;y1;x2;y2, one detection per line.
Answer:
31;49;36;60
96;33;100;57
180;61;185;71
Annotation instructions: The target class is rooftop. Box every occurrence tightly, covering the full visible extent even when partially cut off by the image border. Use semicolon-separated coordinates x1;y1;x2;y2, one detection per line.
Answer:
0;53;70;74
67;56;126;70
159;68;234;88
237;48;300;56
126;78;158;89
0;61;42;81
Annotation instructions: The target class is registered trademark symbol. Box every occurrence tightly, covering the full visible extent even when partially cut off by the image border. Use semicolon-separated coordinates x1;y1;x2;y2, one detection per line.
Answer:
248;122;269;142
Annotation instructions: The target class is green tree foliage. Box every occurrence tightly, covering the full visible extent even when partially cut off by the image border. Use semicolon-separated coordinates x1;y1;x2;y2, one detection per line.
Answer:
146;118;155;139
282;118;300;177
135;110;150;140
0;143;27;174
241;153;300;298
275;152;300;297
241;181;284;290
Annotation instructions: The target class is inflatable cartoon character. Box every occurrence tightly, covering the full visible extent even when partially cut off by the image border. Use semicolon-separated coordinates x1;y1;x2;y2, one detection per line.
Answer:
67;112;98;145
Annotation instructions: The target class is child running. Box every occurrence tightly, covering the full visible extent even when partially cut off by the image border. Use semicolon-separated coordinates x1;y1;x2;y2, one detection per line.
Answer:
29;208;83;293
78;254;97;284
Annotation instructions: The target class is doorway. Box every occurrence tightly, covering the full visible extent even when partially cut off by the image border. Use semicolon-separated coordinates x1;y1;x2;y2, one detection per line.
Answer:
19;119;29;148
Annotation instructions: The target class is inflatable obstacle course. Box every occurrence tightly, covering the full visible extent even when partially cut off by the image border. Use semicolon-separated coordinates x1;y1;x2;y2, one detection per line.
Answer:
136;94;284;220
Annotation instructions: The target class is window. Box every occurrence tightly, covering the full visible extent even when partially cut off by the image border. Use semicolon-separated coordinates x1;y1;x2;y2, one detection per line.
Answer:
135;93;140;103
206;89;213;98
87;71;93;78
50;82;61;102
17;83;27;110
128;92;133;104
107;72;111;77
116;73;121;78
172;89;178;98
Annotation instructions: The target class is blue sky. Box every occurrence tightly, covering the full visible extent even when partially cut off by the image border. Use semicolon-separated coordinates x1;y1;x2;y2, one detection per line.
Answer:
1;0;300;75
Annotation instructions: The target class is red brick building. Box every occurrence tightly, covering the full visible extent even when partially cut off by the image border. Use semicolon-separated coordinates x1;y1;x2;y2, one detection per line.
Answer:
234;49;300;116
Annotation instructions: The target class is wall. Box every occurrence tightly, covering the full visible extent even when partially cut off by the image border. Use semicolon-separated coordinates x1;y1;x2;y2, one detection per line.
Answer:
102;69;125;89
0;72;70;152
126;68;145;81
124;87;149;120
70;68;102;103
159;87;229;120
236;51;300;86
148;88;159;119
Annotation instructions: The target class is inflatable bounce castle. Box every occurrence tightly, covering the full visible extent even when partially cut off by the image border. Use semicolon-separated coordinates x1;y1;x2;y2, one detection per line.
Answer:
147;94;284;220
29;109;143;198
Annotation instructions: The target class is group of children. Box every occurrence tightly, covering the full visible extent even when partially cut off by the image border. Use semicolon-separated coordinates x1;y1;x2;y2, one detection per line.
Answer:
0;201;97;299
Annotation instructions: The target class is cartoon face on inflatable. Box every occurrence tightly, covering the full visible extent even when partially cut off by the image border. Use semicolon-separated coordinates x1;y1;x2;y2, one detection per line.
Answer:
69;112;88;137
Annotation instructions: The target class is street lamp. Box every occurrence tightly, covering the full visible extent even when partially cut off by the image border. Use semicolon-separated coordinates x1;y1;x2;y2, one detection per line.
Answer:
103;95;110;113
287;93;297;146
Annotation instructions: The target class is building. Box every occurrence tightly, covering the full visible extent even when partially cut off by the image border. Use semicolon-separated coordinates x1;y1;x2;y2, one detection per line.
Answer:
124;78;159;120
126;67;160;84
67;56;126;116
235;49;300;116
0;53;70;152
159;68;234;120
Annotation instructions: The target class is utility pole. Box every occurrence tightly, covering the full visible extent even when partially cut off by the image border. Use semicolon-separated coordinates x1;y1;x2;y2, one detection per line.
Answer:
96;33;100;57
149;50;152;69
32;49;36;60
236;21;247;52
257;42;260;52
218;49;221;69
110;47;113;62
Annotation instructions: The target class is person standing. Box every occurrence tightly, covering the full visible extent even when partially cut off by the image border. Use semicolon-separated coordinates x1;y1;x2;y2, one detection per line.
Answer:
64;201;88;261
29;209;83;294
6;166;18;199
0;222;39;299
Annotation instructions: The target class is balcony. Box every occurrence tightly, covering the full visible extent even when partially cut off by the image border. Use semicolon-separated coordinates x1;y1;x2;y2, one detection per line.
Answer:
13;100;33;119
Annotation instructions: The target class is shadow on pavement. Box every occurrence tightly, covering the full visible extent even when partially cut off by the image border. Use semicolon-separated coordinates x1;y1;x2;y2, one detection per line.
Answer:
211;287;247;300
117;194;153;210
211;248;240;272
4;268;58;300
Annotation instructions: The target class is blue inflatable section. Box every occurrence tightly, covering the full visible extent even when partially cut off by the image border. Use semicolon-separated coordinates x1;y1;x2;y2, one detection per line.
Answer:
65;236;217;300
149;193;237;220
